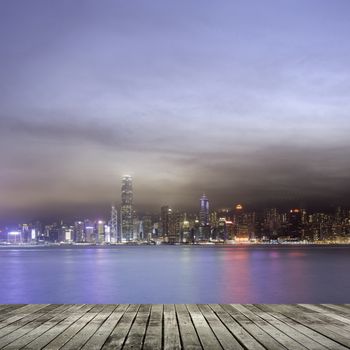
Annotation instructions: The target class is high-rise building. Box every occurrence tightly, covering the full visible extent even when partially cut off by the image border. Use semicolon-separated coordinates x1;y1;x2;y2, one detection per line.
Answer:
161;205;171;241
199;194;210;240
141;215;153;241
288;208;303;239
74;221;85;242
233;204;250;241
121;175;134;241
110;205;118;243
181;214;190;243
84;219;95;243
199;194;209;226
95;220;105;243
160;206;182;243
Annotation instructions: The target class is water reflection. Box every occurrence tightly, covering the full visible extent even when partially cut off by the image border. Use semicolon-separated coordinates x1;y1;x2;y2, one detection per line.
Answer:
0;246;349;303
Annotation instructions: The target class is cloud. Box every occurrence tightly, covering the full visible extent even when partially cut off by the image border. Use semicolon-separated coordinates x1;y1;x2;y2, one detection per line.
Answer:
1;0;350;223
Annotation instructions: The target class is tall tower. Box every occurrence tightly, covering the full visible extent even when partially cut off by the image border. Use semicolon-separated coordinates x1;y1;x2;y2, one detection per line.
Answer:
110;205;118;243
121;175;134;241
199;194;209;226
199;194;210;240
161;205;171;241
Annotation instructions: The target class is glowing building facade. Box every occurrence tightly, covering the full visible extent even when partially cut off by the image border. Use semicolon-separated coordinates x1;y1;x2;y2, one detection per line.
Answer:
121;175;134;241
199;194;209;226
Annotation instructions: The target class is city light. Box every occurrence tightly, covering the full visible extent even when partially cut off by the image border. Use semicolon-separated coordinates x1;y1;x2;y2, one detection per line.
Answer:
1;179;350;246
8;231;20;235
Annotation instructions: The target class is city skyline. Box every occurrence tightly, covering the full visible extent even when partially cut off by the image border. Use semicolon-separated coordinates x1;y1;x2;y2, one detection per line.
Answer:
1;177;350;245
2;176;350;227
1;0;350;223
2;198;350;244
2;173;350;226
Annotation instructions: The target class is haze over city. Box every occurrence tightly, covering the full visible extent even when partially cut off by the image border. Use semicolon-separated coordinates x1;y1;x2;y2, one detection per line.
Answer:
1;0;350;223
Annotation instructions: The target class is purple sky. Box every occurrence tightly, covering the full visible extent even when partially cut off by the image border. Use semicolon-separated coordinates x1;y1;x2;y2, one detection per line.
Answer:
1;0;350;222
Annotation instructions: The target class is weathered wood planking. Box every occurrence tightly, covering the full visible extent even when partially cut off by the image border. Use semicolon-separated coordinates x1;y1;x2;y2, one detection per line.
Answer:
0;304;349;349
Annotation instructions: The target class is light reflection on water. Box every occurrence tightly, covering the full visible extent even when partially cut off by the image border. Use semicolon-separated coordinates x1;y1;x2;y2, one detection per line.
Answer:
0;246;349;303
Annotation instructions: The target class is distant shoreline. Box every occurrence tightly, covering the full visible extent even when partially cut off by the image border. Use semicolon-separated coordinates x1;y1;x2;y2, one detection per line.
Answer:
1;243;350;249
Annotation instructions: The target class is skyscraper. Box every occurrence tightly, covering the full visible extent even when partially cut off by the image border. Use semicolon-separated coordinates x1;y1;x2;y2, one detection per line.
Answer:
199;194;209;226
121;175;134;241
199;194;210;239
161;205;171;241
110;205;118;243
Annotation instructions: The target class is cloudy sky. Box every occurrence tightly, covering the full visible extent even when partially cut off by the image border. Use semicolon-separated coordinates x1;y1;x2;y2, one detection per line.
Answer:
1;0;350;222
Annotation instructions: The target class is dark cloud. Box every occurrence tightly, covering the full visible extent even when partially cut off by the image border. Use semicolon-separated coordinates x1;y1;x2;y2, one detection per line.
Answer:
1;0;350;223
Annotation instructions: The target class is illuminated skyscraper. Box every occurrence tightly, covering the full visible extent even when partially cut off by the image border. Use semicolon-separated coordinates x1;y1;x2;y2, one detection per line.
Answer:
121;175;134;241
199;194;210;239
288;208;303;239
95;220;105;243
110;205;118;243
161;205;171;241
74;221;85;242
199;194;209;226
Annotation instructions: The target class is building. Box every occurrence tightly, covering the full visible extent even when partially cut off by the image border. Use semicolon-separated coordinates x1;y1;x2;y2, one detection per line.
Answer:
199;194;210;240
121;175;134;241
233;204;251;242
169;211;182;243
141;215;154;241
84;219;95;243
287;208;303;240
110;206;118;243
161;205;171;241
95;220;105;243
199;194;209;226
74;221;85;242
160;206;183;243
133;218;144;240
181;214;190;242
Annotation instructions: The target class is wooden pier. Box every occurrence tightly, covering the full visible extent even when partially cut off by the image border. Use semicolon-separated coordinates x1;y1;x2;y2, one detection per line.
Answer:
0;304;350;349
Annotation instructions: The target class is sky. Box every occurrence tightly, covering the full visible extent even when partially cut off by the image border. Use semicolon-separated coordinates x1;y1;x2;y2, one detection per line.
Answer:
1;0;350;223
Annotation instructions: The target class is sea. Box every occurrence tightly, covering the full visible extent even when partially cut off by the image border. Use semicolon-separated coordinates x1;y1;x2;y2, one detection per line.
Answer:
0;245;349;304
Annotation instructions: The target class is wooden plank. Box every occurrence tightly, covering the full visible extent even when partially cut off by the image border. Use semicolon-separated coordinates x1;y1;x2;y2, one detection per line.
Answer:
320;304;350;315
143;304;163;350
81;304;127;350
245;304;328;350
230;304;307;350
102;304;139;350
163;304;181;350
1;304;350;350
0;304;27;315
88;305;109;313
294;303;350;338
297;304;350;327
275;304;350;343
0;304;53;329
261;304;350;349
123;304;151;350
0;305;34;319
0;305;69;346
42;307;98;350
175;304;202;350
0;305;15;313
186;304;222;350
0;304;74;349
256;304;349;350
198;304;243;350
0;307;54;337
0;304;55;323
60;305;117;350
23;304;93;350
209;304;265;350
221;304;287;350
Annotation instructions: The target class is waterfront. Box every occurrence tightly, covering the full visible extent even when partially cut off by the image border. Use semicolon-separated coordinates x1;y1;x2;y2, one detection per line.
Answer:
0;246;349;304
